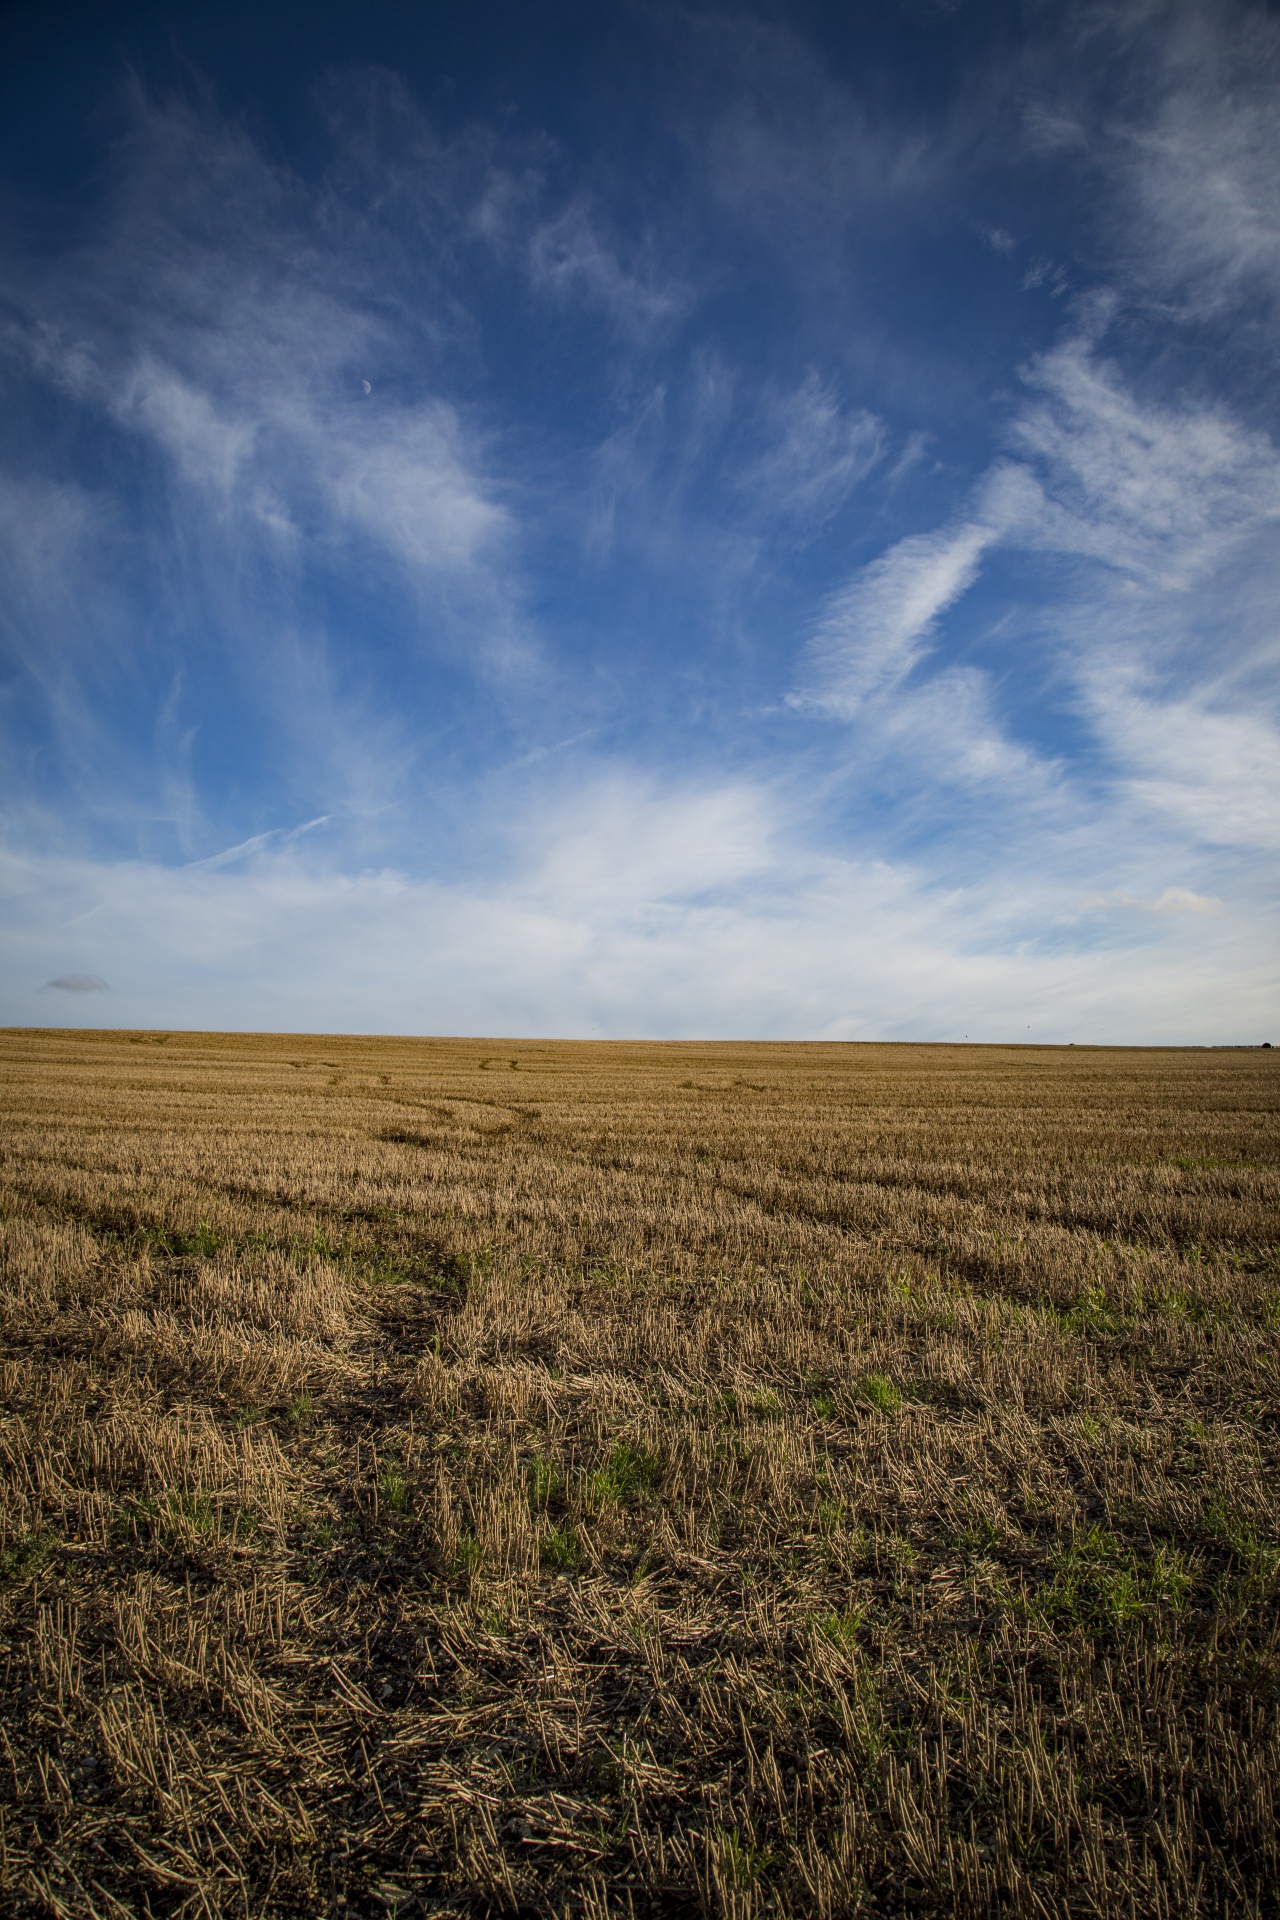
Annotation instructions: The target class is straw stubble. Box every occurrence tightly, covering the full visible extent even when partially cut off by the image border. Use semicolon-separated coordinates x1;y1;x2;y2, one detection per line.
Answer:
1;1030;1277;1916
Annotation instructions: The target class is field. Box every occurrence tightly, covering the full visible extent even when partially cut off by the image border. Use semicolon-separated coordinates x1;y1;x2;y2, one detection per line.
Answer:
1;1030;1278;1919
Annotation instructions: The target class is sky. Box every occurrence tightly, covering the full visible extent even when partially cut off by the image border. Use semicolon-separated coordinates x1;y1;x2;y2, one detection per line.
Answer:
1;0;1277;1041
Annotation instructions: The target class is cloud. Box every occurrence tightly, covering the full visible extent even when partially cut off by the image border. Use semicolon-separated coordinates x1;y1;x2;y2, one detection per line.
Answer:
1021;258;1068;297
44;974;109;993
1078;888;1223;915
0;472;118;688
697;12;947;258
327;405;509;579
2;787;1273;1042
0;77;551;867
527;202;690;339
527;779;774;911
870;665;1053;796
1013;1;1280;325
1021;105;1088;156
794;312;1280;839
1081;672;1280;852
2;87;524;630
1009;334;1280;583
185;817;331;872
772;288;1280;1047
94;350;511;588
1117;2;1280;317
795;521;995;716
736;373;883;525
114;355;258;497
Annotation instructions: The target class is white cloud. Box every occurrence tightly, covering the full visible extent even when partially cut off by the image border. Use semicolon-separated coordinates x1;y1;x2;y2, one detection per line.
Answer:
1012;2;1280;326
1078;887;1222;915
1;777;1273;1043
795;521;995;716
699;13;947;260
0;473;115;673
1021;257;1069;297
1082;669;1280;851
1121;3;1280;315
875;667;1054;794
24;307;513;602
527;202;689;339
184;817;331;873
114;355;258;496
1010;335;1280;583
0;77;545;846
736;373;883;524
326;406;508;577
1021;105;1089;155
528;780;774;910
795;316;1280;851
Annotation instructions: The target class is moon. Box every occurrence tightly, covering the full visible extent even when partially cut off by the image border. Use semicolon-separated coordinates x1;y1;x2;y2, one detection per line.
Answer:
362;379;371;395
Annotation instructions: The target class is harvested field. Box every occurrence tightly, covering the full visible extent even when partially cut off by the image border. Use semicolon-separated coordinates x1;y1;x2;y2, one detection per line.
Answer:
1;1029;1278;1918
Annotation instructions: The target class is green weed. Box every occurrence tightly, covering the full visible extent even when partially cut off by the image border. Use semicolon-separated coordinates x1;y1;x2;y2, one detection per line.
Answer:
528;1456;566;1508
541;1524;584;1573
454;1529;484;1580
0;1531;53;1581
713;1827;773;1889
1065;1281;1122;1336
1202;1497;1280;1598
816;1498;846;1535
166;1493;215;1536
378;1463;410;1512
857;1374;901;1415
1038;1526;1195;1633
590;1441;664;1505
815;1608;863;1650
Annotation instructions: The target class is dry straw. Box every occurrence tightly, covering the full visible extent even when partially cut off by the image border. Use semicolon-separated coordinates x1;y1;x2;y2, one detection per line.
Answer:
1;1030;1277;1915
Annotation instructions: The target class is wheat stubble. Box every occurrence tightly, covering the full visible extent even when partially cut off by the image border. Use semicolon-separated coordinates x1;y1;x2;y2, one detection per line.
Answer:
1;1031;1277;1917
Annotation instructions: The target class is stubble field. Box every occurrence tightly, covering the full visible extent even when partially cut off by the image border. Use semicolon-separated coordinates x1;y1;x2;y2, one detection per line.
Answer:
1;1029;1278;1919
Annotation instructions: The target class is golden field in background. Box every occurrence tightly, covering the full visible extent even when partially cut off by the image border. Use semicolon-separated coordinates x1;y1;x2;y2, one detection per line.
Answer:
1;1029;1278;1918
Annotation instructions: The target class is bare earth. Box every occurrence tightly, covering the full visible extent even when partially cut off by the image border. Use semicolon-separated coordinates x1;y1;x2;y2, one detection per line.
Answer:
1;1030;1278;1918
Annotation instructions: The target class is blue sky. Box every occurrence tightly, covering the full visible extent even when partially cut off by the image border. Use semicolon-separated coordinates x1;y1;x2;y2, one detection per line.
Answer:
1;0;1277;1039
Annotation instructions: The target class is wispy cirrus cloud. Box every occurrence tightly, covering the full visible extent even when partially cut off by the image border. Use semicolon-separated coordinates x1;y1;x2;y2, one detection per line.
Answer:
1073;0;1280;321
1001;0;1280;361
184;817;331;873
1009;331;1280;583
696;11;948;257
0;77;547;869
528;201;692;341
735;373;883;528
794;521;995;717
786;297;1280;966
8;186;517;593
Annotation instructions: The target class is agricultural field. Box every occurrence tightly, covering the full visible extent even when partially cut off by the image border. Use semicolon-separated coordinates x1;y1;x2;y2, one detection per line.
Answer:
1;1029;1278;1919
